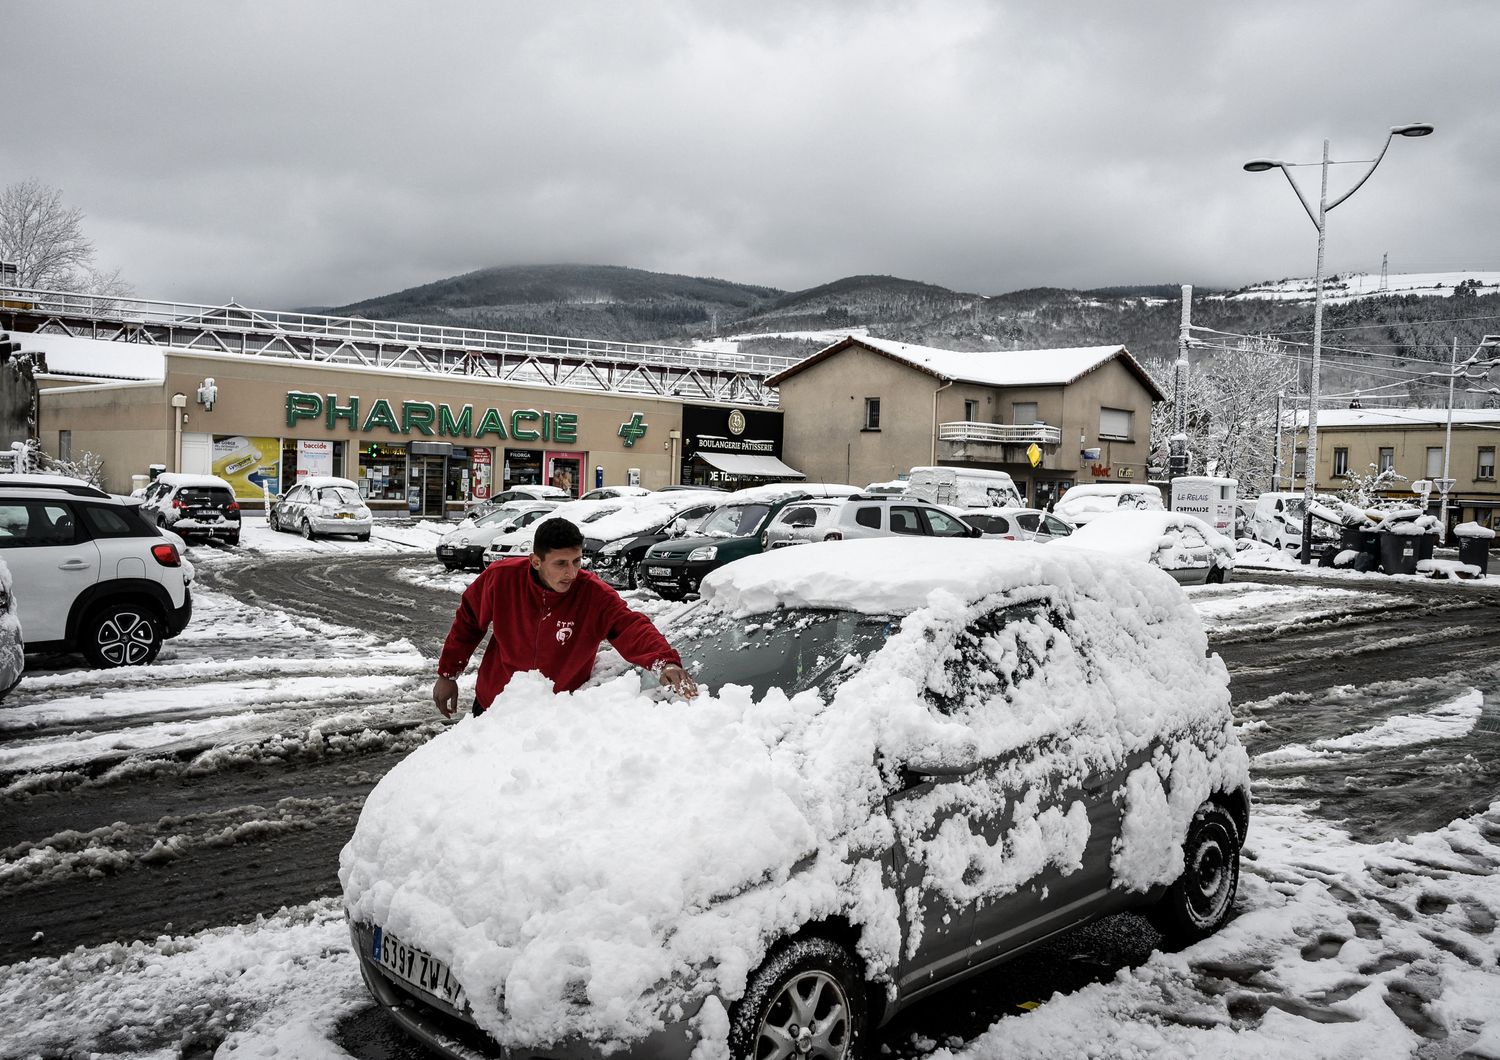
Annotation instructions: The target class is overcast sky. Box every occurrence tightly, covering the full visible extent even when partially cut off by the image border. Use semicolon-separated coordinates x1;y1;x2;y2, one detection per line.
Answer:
7;1;1498;309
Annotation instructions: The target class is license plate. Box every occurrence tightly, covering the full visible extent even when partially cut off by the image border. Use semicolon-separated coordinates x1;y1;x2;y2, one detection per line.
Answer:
371;925;468;1009
336;512;352;519
648;566;673;577
438;546;454;555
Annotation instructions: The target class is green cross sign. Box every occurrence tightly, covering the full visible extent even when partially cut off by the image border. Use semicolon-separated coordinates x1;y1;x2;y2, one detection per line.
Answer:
618;413;648;447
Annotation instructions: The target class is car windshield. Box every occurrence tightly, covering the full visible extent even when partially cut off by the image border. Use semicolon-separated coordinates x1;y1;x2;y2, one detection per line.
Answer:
696;502;771;538
671;605;899;700
476;507;523;528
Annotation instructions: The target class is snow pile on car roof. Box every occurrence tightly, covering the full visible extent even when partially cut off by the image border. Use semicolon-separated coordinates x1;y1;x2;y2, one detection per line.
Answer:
1061;510;1230;566
340;541;1243;1054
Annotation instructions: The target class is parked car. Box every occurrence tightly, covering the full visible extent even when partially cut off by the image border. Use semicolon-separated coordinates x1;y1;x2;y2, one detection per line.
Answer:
341;538;1249;1060
1248;491;1340;554
435;501;559;570
1052;484;1164;527
138;472;242;545
1060;509;1235;585
480;499;639;565
489;485;571;504
960;506;1075;542
0;556;24;699
582;492;725;589
0;483;193;667
578;485;653;501
639;483;861;599
764;495;978;548
270;477;373;541
904;466;1023;509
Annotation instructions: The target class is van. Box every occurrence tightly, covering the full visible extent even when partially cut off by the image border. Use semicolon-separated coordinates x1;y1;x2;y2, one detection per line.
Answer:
905;466;1022;509
1171;476;1238;538
1251;491;1311;551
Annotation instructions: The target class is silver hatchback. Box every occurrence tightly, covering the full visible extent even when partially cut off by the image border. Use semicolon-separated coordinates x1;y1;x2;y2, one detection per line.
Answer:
271;477;373;541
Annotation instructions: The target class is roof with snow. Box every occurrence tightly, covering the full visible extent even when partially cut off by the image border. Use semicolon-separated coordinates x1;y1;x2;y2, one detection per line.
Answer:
1296;407;1500;429
765;334;1165;399
19;332;164;382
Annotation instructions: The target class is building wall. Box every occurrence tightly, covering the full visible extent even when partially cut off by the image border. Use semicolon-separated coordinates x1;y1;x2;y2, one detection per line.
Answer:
41;351;688;498
1060;359;1156;482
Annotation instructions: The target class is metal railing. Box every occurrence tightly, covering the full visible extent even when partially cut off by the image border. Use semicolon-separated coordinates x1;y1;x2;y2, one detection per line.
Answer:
939;421;1062;445
0;286;796;406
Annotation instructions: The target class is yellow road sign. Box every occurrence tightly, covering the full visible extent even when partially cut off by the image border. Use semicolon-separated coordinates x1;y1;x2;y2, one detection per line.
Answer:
1026;442;1042;467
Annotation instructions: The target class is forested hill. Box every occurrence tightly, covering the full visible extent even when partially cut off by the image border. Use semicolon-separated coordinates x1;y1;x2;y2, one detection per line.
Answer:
305;265;1500;406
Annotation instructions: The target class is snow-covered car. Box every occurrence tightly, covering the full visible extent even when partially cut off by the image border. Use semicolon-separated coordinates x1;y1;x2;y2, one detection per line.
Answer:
959;506;1075;542
490;484;571;504
0;556;24;699
1060;509;1235;585
270;476;373;541
578;485;653;501
341;538;1249;1060
137;472;242;545
479;498;639;565
581;491;725;589
435;501;559;570
1052;484;1165;527
763;495;977;548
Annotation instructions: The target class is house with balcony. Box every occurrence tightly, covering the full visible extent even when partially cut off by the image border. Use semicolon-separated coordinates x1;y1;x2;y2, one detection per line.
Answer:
766;335;1163;508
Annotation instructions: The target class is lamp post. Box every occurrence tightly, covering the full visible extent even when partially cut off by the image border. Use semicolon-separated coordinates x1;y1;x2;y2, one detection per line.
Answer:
1244;122;1434;563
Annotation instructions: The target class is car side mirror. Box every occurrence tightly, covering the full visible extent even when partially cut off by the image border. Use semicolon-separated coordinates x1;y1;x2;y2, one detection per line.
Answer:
899;747;982;786
670;518;688;537
967;525;982;538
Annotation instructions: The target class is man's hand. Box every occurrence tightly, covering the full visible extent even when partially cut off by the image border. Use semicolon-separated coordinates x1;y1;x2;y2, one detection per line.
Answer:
659;663;699;699
433;675;461;718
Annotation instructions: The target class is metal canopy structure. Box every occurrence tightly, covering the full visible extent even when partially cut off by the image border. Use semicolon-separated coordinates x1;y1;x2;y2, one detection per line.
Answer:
0;287;792;407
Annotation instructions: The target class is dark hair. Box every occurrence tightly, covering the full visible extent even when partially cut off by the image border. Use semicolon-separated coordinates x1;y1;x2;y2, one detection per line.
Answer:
532;517;584;557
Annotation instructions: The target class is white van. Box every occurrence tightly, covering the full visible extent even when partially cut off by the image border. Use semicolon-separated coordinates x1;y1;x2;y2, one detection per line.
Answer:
1171;476;1238;538
1250;491;1309;551
1053;483;1164;527
905;466;1022;509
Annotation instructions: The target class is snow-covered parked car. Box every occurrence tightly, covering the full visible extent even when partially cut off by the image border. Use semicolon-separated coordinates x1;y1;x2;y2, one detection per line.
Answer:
1052;483;1164;527
581;491;725;589
959;505;1075;542
436;501;559;570
341;538;1249;1060
269;476;372;541
1060;509;1235;585
137;472;242;545
480;498;638;565
0;556;24;699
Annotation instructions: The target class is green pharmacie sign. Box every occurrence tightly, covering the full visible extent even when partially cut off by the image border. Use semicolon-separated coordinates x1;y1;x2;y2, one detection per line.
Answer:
285;392;579;443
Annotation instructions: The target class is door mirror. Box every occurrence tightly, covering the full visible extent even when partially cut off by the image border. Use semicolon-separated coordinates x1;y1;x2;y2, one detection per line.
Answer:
967;524;982;538
670;518;688;537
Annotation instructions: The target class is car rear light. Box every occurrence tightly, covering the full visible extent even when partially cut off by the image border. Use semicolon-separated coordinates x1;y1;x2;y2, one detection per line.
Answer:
151;542;181;567
172;498;184;508
227;501;239;512
824;531;843;541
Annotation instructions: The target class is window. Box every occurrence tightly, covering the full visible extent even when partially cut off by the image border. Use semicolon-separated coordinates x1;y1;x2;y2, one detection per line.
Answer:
1293;448;1307;478
79;504;141;538
59;430;72;462
0;501;78;547
854;506;881;529
863;397;881;431
921;507;970;537
1479;447;1496;480
1012;402;1039;425
1333;447;1350;476
963;399;979;421
1099;408;1133;441
1426;447;1444;478
889;506;924;535
1379;447;1395;472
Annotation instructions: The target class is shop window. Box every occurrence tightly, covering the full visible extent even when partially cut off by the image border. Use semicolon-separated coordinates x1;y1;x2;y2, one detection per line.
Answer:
360;442;408;501
863;398;881;431
1099;407;1132;441
1479;446;1495;480
504;448;543;487
1379;447;1394;472
1332;447;1350;477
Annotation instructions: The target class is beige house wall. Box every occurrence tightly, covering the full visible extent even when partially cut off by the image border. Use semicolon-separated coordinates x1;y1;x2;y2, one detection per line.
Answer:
778;344;1158;500
38;380;173;490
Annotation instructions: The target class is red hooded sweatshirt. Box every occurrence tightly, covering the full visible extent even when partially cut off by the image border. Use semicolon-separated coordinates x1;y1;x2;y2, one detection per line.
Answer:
437;557;682;712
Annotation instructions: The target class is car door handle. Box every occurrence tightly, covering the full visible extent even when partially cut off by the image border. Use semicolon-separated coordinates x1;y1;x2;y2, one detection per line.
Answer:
58;559;93;571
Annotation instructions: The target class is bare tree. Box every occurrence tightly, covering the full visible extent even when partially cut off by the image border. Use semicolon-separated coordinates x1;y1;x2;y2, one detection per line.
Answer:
0;179;128;295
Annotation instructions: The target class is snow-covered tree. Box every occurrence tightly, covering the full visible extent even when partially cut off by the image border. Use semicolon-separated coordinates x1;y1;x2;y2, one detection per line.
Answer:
0;179;131;296
1337;463;1408;509
1150;336;1298;494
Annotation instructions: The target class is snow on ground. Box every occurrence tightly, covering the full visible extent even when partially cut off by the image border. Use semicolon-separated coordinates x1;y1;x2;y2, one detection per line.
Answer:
1226;270;1500;305
2;539;1498;1058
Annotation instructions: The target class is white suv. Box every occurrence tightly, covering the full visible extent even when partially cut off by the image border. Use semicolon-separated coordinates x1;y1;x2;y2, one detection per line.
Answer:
0;481;194;667
763;495;979;547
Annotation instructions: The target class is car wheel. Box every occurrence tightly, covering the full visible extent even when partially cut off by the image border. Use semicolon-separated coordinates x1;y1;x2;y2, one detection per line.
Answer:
1147;803;1241;948
1207;566;1226;584
729;937;866;1060
81;603;163;668
357;532;371;542
226;533;240;546
301;519;316;541
655;586;684;601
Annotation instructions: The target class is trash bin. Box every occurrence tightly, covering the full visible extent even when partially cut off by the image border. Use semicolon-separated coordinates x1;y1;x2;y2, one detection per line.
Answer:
1457;534;1491;575
1378;532;1423;575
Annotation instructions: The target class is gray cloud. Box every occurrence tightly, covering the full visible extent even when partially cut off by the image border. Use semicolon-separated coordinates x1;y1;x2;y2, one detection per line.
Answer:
6;0;1497;308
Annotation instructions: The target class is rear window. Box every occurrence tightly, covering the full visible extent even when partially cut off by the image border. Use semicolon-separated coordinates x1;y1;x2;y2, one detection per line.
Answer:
178;487;235;506
80;503;150;538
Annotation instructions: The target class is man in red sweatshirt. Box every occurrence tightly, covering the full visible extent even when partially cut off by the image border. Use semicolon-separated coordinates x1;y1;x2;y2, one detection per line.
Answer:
433;516;697;717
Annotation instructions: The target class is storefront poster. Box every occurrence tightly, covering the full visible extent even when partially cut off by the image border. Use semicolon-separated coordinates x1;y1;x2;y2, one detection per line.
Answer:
212;435;281;500
298;439;335;480
471;447;492;500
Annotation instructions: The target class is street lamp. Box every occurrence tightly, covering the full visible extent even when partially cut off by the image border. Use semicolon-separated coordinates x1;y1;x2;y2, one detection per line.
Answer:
1244;122;1435;563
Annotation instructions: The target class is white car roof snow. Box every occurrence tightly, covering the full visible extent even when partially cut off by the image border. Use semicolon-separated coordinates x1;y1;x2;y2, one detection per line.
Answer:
155;472;235;490
296;476;360;490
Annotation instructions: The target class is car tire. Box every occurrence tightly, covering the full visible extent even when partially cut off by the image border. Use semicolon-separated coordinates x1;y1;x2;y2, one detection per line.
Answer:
1206;566;1226;585
357;532;371;542
654;586;684;601
226;533;240;546
1146;803;1241;948
301;519;316;541
728;937;867;1060
80;602;163;668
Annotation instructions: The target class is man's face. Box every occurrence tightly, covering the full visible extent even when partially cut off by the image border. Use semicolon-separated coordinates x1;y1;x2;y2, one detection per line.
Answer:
531;546;584;593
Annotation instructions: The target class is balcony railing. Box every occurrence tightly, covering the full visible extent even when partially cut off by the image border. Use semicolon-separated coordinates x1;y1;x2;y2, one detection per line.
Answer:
939;421;1062;445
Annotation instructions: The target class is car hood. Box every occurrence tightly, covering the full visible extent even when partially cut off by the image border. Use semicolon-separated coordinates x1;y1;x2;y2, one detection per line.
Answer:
338;670;921;1051
645;533;730;558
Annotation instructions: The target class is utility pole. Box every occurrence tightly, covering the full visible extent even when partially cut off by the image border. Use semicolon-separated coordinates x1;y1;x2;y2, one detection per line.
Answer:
1439;335;1458;543
1169;284;1191;479
1273;391;1285;489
